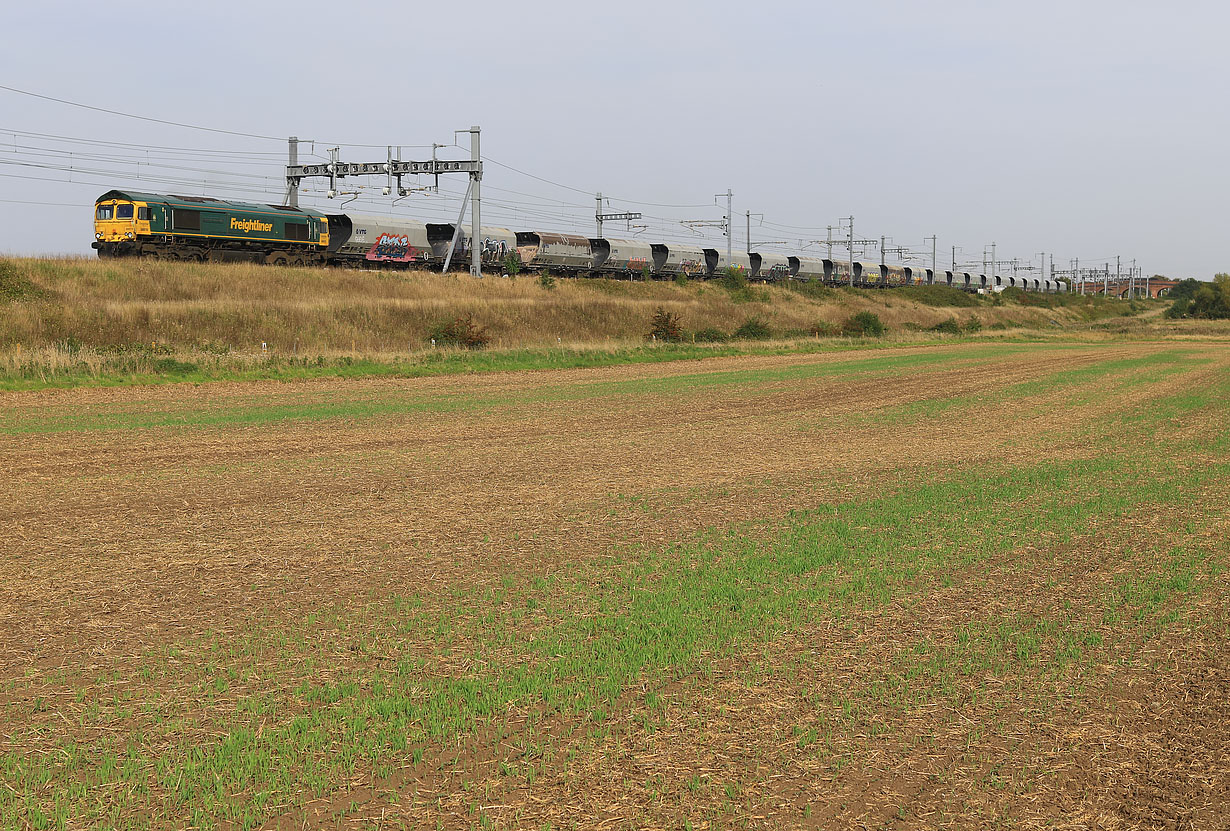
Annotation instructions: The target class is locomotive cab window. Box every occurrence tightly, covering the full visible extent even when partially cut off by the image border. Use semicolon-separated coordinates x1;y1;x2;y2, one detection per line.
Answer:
137;207;150;221
116;204;134;219
96;205;114;220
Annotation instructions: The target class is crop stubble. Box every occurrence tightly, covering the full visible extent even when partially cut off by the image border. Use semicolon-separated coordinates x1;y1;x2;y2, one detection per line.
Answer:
1;341;1227;829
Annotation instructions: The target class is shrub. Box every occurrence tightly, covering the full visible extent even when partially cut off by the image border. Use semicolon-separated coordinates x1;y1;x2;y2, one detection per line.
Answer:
674;273;689;287
842;311;885;337
692;326;728;343
810;321;839;337
503;255;521;276
720;267;762;302
719;267;748;292
963;315;983;333
1164;297;1191;319
928;318;962;335
732;317;772;340
538;270;557;291
427;313;489;349
648;307;683;342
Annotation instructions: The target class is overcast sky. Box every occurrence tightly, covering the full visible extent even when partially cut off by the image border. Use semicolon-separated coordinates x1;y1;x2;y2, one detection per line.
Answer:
2;0;1226;279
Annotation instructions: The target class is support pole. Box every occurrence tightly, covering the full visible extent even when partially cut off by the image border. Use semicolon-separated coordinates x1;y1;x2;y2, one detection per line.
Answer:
470;126;481;278
849;217;854;286
596;193;602;239
442;178;474;274
285;136;299;208
726;189;732;264
746;211;751;255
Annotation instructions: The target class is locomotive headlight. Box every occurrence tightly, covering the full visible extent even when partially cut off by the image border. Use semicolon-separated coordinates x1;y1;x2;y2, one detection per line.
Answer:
96;232;103;239
125;231;134;239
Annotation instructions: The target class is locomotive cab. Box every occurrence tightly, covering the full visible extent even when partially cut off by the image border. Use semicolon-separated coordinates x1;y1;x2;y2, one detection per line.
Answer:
93;195;152;256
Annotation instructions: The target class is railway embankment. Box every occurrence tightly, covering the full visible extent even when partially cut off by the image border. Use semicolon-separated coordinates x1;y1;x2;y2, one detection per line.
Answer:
0;256;1181;388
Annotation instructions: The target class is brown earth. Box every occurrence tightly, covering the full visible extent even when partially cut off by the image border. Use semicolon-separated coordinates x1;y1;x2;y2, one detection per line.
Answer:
1;341;1227;829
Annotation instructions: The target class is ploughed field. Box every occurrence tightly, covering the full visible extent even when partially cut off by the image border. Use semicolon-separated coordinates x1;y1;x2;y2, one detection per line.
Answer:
2;341;1228;829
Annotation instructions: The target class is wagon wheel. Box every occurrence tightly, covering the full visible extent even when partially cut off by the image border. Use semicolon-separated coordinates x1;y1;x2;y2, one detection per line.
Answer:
266;253;289;266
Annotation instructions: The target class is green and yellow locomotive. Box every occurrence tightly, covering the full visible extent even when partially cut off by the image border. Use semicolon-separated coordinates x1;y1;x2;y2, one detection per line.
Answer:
92;190;329;264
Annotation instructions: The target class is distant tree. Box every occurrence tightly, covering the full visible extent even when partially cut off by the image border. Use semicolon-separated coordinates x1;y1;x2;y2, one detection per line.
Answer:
1167;278;1202;301
1188;273;1230;319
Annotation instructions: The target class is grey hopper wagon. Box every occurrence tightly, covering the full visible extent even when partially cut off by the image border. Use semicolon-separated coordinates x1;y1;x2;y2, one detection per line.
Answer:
853;261;884;286
426;224;517;267
789;256;826;282
882;265;909;287
591;238;653;277
706;249;753;278
516;231;592;272
750;252;791;282
650;243;708;278
326;214;431;265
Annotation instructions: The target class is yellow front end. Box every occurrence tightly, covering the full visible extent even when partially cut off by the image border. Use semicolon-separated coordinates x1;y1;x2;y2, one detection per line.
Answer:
93;198;151;252
318;217;329;249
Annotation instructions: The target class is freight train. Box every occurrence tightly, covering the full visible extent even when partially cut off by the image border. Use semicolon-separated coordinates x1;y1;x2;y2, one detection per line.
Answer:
92;190;1068;292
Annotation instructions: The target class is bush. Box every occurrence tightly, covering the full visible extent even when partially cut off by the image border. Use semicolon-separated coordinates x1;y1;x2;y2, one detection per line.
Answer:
538;270;557;291
842;311;885;337
648;307;683;342
810;320;840;337
963;315;983;333
720;267;764;302
692;326;728;343
427;313;489;349
719;267;748;292
928;318;962;335
732;317;772;340
1164;297;1191;319
503;255;521;276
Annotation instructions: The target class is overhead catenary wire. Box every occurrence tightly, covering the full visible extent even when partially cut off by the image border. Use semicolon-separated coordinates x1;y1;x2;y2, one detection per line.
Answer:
1;113;1061;263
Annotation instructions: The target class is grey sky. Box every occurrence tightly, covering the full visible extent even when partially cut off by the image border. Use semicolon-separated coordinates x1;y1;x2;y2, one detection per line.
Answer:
2;0;1226;279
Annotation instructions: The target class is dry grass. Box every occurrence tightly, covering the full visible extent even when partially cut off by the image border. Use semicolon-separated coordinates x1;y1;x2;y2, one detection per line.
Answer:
0;257;1145;357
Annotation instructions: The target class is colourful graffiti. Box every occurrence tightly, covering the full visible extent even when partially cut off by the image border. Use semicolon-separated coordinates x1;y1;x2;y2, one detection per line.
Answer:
365;233;420;262
482;236;510;263
681;258;705;276
627;256;650;275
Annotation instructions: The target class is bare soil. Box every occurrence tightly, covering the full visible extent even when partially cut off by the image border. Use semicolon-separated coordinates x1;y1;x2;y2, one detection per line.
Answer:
2;341;1227;829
